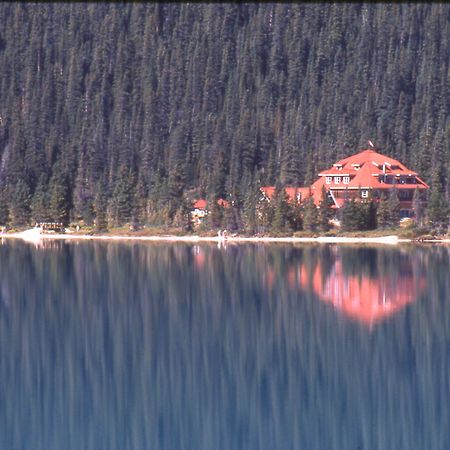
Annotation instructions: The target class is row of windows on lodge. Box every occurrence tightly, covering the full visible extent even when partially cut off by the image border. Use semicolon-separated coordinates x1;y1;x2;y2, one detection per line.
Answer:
332;189;414;201
325;176;350;184
325;175;418;185
287;188;414;206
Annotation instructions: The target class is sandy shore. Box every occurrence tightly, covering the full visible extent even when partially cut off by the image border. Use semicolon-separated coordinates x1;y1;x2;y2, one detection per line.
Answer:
1;227;448;245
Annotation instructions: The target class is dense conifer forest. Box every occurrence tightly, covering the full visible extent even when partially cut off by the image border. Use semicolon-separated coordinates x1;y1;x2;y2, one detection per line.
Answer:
0;3;448;231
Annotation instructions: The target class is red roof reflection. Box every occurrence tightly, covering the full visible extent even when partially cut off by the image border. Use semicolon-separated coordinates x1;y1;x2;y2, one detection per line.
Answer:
296;257;426;325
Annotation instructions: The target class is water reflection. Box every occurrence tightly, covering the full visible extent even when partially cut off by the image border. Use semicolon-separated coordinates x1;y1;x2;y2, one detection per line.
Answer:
0;241;448;450
293;247;427;325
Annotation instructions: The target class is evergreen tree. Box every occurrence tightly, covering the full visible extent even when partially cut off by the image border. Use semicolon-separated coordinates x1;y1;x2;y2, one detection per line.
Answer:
94;178;108;232
224;201;239;232
341;199;360;231
48;166;71;225
0;187;10;226
31;174;51;224
110;167;135;226
376;193;390;229
302;197;318;232
317;186;333;232
377;189;400;228
271;184;290;232
426;181;449;233
256;192;273;234
412;187;425;227
181;197;194;233
172;197;194;232
10;180;31;227
207;198;224;230
386;188;401;226
242;189;259;234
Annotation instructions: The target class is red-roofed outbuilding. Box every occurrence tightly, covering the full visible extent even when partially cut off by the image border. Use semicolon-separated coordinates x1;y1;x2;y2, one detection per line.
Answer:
191;198;230;225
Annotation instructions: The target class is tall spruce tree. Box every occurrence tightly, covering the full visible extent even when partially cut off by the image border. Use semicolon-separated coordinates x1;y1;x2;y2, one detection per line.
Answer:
271;184;290;232
10;180;32;227
302;197;318;232
317;186;333;232
31;174;51;224
426;181;449;233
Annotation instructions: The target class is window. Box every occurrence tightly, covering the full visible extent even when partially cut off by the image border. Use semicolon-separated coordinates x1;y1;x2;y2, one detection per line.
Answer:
335;177;341;184
326;176;332;184
398;190;413;200
361;190;368;198
343;176;350;184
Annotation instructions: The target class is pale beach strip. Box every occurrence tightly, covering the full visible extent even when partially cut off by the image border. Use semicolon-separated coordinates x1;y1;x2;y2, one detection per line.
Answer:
1;227;449;245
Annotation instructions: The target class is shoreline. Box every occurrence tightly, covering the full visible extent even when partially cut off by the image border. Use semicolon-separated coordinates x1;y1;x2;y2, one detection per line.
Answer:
1;228;449;245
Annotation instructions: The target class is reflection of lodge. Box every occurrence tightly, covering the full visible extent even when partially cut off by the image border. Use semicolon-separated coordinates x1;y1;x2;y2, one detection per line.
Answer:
295;256;426;324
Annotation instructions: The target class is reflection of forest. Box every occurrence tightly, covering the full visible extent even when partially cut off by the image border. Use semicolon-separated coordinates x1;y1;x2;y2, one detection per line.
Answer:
0;241;448;450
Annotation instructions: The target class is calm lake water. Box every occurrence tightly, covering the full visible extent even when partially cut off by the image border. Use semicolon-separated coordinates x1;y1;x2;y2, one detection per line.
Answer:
0;240;449;450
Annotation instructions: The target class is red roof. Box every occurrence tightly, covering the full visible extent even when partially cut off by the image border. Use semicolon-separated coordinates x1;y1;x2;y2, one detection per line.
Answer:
318;149;429;190
193;199;208;210
193;198;229;210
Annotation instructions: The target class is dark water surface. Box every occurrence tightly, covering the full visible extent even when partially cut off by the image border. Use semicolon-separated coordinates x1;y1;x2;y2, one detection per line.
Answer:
0;240;449;450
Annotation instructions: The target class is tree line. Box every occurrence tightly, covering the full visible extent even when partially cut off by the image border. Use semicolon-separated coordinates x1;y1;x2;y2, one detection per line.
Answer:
0;3;448;231
199;185;447;235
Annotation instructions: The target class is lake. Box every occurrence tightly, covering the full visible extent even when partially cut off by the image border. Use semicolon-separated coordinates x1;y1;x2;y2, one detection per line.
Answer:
0;240;449;450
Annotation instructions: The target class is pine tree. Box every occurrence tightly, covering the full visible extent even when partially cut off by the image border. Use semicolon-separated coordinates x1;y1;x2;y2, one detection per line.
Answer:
10;180;32;227
271;184;290;232
412;187;425;227
376;193;390;229
386;188;400;226
0;186;10;226
110;167;135;226
317;186;333;232
180;197;194;232
94;178;108;231
341;199;360;231
207;198;224;230
48;166;71;226
426;181;449;233
302;197;318;232
242;187;259;234
377;189;400;229
31;174;51;224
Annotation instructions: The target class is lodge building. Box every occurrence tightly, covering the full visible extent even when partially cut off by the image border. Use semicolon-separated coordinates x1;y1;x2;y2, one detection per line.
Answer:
261;148;429;218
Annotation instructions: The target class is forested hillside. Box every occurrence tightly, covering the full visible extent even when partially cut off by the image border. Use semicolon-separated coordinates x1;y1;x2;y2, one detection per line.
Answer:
0;3;448;229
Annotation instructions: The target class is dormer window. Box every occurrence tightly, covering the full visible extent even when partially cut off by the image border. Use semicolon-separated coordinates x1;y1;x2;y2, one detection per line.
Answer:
351;163;361;171
326;176;332;184
333;164;343;171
